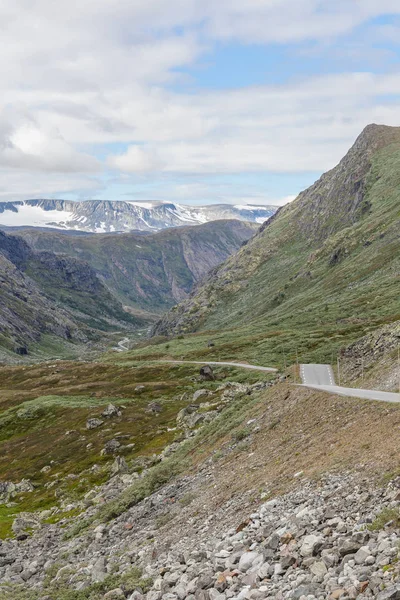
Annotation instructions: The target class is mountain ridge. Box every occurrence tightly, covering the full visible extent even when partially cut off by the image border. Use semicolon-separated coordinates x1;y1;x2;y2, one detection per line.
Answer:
0;199;277;233
152;124;400;365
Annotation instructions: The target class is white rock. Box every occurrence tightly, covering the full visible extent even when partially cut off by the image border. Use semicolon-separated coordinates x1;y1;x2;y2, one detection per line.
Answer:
300;535;322;558
238;552;263;573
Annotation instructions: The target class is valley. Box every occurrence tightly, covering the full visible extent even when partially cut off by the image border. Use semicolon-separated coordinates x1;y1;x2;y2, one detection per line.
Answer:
0;220;255;362
0;124;399;600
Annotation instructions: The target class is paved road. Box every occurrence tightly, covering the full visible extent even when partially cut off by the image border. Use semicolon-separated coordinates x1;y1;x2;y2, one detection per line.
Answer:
159;360;278;373
300;363;400;404
157;360;400;403
300;364;335;386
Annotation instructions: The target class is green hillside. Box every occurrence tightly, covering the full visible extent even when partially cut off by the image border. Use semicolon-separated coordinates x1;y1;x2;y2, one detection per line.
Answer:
148;125;400;367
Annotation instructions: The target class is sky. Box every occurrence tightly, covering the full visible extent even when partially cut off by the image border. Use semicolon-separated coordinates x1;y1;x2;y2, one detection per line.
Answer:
1;1;400;206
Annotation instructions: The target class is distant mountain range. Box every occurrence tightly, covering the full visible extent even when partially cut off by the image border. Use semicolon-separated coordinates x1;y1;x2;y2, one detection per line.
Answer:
0;199;277;233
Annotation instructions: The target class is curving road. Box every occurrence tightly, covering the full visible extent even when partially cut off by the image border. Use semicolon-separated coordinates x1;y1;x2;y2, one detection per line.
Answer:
154;360;400;404
158;360;278;373
300;363;400;404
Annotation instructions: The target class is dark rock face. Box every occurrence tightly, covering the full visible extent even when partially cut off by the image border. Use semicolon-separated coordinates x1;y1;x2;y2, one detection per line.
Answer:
15;346;28;356
199;365;215;381
15;220;257;314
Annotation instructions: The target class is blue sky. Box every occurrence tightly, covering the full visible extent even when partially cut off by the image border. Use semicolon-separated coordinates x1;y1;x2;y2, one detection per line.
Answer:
1;1;400;205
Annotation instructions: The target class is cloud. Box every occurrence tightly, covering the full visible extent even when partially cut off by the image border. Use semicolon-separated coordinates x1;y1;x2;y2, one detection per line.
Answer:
106;72;400;175
108;146;165;173
0;1;400;200
0;108;100;173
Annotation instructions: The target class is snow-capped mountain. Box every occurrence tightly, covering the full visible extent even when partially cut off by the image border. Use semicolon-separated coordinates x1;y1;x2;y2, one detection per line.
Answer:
0;199;277;233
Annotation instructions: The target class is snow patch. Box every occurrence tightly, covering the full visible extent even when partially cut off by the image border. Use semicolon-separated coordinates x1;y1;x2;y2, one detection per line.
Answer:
126;201;155;209
0;204;74;228
234;204;271;211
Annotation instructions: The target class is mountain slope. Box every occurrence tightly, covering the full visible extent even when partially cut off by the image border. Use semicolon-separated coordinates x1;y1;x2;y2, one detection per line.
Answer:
153;124;400;365
0;230;140;359
15;220;257;314
0;199;277;233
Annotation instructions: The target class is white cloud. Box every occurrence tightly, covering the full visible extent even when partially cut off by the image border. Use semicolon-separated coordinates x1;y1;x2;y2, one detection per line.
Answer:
0;108;100;176
0;1;400;200
106;72;400;174
108;146;165;173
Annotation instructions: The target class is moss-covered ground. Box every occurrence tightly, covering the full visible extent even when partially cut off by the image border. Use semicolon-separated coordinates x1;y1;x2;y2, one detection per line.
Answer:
0;358;273;538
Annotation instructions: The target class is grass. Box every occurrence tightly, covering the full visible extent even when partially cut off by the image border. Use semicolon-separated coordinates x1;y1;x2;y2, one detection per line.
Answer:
0;358;273;539
369;508;400;531
0;566;152;600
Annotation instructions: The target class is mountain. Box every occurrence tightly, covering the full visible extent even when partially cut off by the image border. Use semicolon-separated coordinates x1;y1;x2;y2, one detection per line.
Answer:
153;124;400;364
0;230;140;359
0;199;277;233
15;220;257;316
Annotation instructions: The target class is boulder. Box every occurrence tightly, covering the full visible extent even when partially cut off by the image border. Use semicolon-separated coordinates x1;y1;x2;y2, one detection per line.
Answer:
102;404;122;418
238;551;263;572
338;538;361;557
101;439;121;455
376;587;400;600
86;418;104;430
193;389;211;402
147;402;162;414
300;535;323;557
111;456;130;475
199;366;215;381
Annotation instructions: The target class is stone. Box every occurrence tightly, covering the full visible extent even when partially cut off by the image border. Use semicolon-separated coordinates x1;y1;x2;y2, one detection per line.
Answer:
321;549;339;568
376;587;400;600
354;546;371;565
338;538;361;556
238;552;263;572
102;404;122;418
193;389;211;402
104;590;125;599
86;418;104;430
265;533;280;550
101;439;121;455
199;366;215;381
111;456;130;475
91;557;107;583
147;402;162;414
196;573;214;589
280;555;296;570
292;585;320;599
300;535;323;557
309;560;327;579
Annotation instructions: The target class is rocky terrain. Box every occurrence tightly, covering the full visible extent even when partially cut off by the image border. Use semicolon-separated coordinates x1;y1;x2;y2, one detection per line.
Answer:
340;321;400;391
0;123;400;600
1;360;400;600
0;200;276;233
